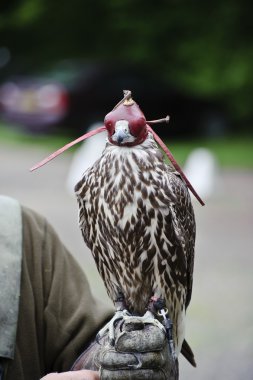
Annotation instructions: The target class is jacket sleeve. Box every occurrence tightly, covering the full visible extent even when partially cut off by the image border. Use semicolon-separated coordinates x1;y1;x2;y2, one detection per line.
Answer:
7;206;113;380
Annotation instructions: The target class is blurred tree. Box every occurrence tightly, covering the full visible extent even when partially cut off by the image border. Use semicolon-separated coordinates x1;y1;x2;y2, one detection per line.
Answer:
0;0;252;130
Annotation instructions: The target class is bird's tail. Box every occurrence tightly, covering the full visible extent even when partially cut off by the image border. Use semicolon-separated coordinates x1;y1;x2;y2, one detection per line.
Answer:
181;339;197;367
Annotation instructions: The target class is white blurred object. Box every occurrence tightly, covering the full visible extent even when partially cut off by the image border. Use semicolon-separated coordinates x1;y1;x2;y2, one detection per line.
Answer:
66;122;106;195
184;148;220;201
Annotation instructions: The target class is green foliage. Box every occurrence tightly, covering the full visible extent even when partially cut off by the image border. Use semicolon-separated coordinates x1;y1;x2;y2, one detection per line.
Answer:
1;0;253;128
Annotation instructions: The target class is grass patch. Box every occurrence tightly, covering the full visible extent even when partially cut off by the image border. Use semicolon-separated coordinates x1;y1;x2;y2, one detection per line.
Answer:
169;137;253;168
0;123;71;150
1;123;253;168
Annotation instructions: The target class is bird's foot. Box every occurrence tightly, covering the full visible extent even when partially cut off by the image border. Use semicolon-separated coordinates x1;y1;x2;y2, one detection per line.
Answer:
122;309;166;332
96;309;131;346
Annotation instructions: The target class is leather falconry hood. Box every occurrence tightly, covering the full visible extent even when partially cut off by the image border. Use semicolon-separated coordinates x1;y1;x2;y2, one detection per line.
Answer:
30;90;204;206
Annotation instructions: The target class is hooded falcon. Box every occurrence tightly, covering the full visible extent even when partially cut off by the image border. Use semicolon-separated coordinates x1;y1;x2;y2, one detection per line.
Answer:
74;92;199;366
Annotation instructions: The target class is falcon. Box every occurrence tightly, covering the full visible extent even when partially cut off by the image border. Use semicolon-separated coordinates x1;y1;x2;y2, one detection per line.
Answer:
30;90;204;367
74;92;200;366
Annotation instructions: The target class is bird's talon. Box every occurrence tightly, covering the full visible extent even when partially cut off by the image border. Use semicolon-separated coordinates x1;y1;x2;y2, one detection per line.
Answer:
109;338;115;346
128;353;142;369
96;309;131;346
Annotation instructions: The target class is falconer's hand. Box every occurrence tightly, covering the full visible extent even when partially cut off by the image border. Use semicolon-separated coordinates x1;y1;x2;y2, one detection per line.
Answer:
72;315;178;380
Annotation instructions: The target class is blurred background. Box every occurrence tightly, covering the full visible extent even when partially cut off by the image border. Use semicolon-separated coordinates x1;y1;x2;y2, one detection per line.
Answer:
0;0;253;379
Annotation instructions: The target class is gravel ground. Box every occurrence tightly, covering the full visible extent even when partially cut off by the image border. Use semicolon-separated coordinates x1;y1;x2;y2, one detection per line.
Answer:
1;142;253;379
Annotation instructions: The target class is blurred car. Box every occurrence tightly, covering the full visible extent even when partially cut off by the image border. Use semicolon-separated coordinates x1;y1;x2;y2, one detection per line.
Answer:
0;60;228;138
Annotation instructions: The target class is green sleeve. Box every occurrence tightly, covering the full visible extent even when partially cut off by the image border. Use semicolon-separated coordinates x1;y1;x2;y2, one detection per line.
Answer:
6;206;113;380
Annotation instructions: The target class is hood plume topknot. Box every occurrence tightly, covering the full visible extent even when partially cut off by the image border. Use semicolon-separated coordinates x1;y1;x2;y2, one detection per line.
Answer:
30;90;204;206
105;96;146;130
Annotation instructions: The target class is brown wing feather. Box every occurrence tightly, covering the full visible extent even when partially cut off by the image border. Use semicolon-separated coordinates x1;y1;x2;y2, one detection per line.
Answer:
167;168;196;309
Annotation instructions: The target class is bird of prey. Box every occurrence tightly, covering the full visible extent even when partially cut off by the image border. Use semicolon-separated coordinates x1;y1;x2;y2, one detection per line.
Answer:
30;90;204;367
74;92;201;366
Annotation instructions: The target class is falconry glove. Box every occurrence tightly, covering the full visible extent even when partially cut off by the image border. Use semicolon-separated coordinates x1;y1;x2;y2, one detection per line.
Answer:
72;316;178;380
